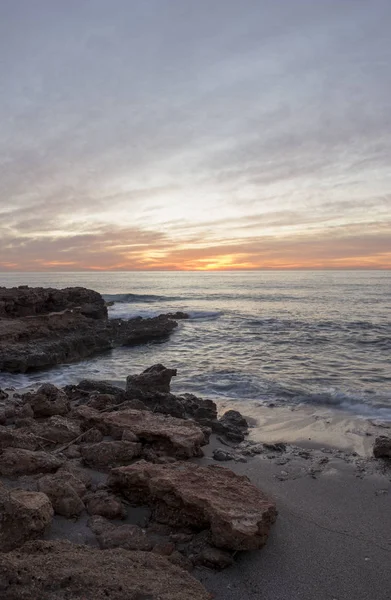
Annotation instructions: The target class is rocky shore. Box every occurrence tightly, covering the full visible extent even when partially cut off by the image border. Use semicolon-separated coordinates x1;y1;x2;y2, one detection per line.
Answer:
0;286;390;600
0;286;184;373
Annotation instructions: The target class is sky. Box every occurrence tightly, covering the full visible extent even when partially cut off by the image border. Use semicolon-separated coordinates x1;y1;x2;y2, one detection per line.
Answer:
1;0;390;271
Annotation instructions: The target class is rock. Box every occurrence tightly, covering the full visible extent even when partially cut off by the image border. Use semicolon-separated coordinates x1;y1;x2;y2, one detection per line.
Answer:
264;442;287;453
28;415;81;445
0;286;107;319
0;482;53;551
24;384;70;418
87;393;117;411
78;427;104;443
169;550;193;572
0;448;62;477
0;286;180;374
373;436;391;458
0;425;40;451
108;461;277;550
153;542;175;556
198;547;234;569
212;448;235;462
80;440;142;469
126;363;177;394
215;410;248;443
102;409;208;458
85;490;126;519
38;473;86;518
88;516;153;551
0;540;211;599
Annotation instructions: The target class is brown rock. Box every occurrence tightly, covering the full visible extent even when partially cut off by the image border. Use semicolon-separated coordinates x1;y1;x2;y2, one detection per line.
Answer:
80;440;142;469
85;490;126;519
153;542;175;556
25;384;70;418
169;550;193;572
0;425;40;451
373;435;391;458
89;516;153;551
126;363;177;394
109;461;277;550
198;547;234;569
102;409;208;458
0;448;62;477
38;473;86;518
0;540;211;599
78;427;104;443
0;482;53;551
28;415;81;445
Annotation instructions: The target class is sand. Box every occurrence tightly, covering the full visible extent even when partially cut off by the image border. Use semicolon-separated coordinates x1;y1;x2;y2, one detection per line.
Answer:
195;432;391;600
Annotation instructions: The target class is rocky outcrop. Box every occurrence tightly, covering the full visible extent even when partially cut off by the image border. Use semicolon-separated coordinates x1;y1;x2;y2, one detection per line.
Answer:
0;286;107;319
85;490;126;519
108;461;277;550
0;540;211;600
215;409;249;442
0;288;180;373
373;435;391;458
0;483;53;551
89;515;153;551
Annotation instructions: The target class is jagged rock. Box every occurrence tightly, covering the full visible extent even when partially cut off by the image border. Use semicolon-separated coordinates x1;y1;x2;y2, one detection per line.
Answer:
0;448;63;477
89;516;153;551
215;409;248;442
0;286;180;374
169;550;193;572
0;286;107;319
108;461;277;550
85;490;126;519
27;415;81;445
126;363;177;394
0;482;53;551
37;472;86;518
86;393;117;411
102;409;208;458
0;425;40;451
263;442;287;452
0;540;211;599
373;436;391;458
24;384;70;418
80;440;142;469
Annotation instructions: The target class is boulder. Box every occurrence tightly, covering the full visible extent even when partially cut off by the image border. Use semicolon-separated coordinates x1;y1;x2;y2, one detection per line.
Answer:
108;461;277;551
0;448;62;477
0;540;211;600
102;409;208;458
80;440;142;469
89;516;153;551
27;415;81;445
0;425;40;451
25;384;70;418
126;363;177;394
215;409;248;442
85;490;126;519
373;435;391;458
0;482;53;551
38;472;86;518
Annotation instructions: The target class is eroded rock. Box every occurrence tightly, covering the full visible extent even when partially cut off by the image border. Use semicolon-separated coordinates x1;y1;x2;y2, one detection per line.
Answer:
126;363;177;394
80;440;142;469
108;461;277;550
0;483;53;551
24;384;70;418
0;540;211;600
37;472;86;518
0;448;62;477
85;489;126;519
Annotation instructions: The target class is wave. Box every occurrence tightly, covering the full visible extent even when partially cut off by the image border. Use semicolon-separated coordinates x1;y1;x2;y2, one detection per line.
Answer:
103;293;184;304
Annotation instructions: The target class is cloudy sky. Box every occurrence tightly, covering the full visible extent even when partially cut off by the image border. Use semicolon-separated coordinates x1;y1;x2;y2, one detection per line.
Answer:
1;0;390;270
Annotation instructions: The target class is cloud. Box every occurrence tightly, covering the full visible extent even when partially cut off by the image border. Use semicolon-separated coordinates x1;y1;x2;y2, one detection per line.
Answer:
0;0;390;270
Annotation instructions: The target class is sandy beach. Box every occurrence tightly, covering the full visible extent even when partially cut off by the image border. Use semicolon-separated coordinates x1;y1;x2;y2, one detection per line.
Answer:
197;433;391;600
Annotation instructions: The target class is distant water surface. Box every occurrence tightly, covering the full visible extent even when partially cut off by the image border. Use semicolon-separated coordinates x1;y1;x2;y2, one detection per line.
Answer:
1;271;390;421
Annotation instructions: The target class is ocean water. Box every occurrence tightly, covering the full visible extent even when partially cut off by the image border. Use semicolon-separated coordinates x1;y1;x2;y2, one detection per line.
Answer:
1;271;390;421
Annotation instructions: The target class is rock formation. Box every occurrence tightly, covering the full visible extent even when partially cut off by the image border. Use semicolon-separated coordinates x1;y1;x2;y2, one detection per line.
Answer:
0;287;181;373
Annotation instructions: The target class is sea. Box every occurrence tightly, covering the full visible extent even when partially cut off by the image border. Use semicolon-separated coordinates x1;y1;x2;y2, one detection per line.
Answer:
0;271;390;422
